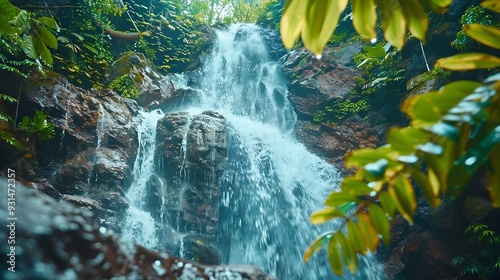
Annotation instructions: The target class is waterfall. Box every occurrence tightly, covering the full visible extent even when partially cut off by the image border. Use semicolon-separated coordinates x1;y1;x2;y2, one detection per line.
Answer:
121;109;164;250
121;24;383;279
185;24;383;279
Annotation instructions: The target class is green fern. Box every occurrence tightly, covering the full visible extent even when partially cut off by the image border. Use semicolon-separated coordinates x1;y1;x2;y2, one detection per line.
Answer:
452;224;500;279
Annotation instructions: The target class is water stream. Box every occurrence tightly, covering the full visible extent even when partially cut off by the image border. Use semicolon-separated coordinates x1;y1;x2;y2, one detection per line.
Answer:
121;109;164;250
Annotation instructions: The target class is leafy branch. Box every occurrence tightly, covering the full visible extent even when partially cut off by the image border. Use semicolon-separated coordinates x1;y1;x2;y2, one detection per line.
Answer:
296;0;500;276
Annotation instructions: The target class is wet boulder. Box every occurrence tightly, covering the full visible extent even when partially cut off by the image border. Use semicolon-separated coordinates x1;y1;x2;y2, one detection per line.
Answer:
155;110;228;239
0;179;275;280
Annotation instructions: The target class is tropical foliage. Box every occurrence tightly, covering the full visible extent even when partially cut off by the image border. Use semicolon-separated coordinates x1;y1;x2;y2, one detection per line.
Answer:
0;0;58;74
280;0;452;55
452;224;500;279
279;0;500;276
181;0;272;25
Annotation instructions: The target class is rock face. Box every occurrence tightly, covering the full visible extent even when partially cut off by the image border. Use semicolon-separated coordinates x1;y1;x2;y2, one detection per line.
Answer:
155;110;228;240
20;70;140;232
279;43;394;173
282;47;363;120
0;181;275;280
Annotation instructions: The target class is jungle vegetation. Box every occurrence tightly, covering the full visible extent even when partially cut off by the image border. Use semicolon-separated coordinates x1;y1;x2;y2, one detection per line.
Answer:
2;0;500;277
279;0;500;276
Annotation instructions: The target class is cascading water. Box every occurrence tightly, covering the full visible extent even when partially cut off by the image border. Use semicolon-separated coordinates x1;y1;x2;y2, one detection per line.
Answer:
121;23;383;279
184;24;383;279
121;109;165;250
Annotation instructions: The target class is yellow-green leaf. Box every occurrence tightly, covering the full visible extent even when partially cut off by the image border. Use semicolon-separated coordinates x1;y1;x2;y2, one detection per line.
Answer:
389;176;417;223
410;168;441;208
341;177;373;196
379;191;397;217
388;127;431;154
280;0;309;49
420;0;452;13
346;146;393;168
347;220;366;254
376;0;406;49
0;17;15;34
351;0;377;39
368;204;391;246
463;24;500;50
357;212;379;251
310;207;346;224
325;192;357;207
37;25;58;49
435;53;500;70
304;231;334;262
327;235;343;275
481;0;500;13
337;231;359;273
303;0;348;55
37;17;58;30
400;0;428;42
32;32;53;65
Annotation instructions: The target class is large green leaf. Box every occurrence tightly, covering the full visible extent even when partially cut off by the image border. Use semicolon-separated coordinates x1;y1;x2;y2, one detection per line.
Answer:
37;17;58;30
36;25;58;49
368;204;391;246
0;17;15;34
436;53;500;70
310;207;346;224
379;191;397;217
420;0;452;13
337;231;358;273
481;0;500;13
303;0;348;55
346;146;394;168
347;220;366;254
351;0;377;39
280;0;308;49
388;127;431;154
375;0;406;49
426;122;460;141
341;178;373;196
0;0;17;19
400;0;428;42
32;32;53;65
325;192;357;207
365;158;389;178
402;81;481;126
327;235;343;275
410;168;441;208
357;212;379;251
389;176;417;223
447;126;500;197
464;24;500;50
304;231;334;262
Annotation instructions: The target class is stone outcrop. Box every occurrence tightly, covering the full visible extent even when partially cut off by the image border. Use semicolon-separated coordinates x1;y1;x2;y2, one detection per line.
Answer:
19;70;140;232
0;180;274;280
155;111;228;240
281;47;363;120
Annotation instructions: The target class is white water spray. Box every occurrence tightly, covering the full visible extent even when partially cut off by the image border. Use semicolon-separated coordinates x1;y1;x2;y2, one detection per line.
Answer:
121;109;164;249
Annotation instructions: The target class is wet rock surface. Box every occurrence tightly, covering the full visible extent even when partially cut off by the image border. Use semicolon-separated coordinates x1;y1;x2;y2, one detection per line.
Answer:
155;111;228;240
18;70;140;233
282;48;362;120
0;181;275;280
